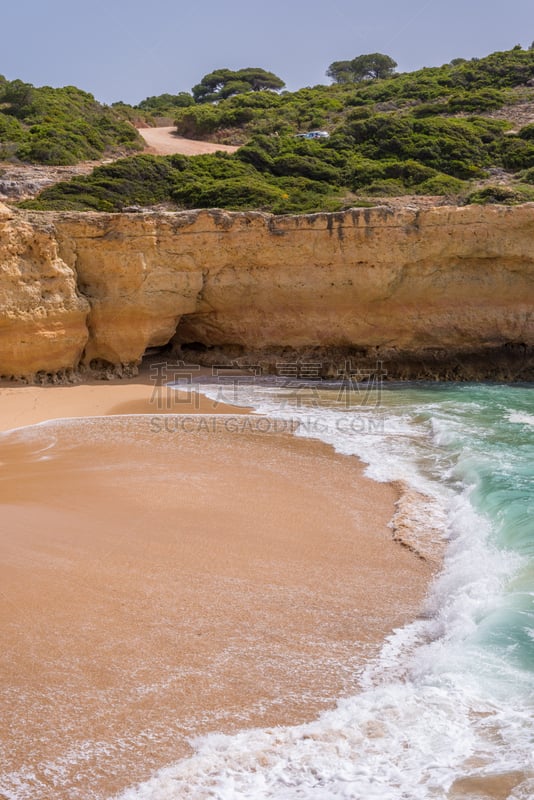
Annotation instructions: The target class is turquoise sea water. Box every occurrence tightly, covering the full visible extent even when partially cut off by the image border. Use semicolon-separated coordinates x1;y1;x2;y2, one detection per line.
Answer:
121;382;534;799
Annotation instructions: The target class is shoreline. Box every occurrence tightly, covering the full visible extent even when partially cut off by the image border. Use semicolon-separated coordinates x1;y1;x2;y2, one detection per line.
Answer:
0;368;249;433
0;372;438;799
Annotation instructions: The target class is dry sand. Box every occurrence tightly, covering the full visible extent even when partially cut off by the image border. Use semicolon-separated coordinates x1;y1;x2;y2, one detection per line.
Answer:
0;372;245;433
0;374;433;799
139;126;238;156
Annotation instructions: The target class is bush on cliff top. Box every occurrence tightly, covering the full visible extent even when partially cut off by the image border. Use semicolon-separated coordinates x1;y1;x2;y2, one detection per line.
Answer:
21;155;180;211
0;80;143;164
21;114;534;213
464;183;534;204
20;151;347;214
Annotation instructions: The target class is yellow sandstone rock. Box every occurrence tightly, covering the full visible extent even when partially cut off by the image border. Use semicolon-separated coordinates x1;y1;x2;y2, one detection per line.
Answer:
0;208;89;377
1;205;533;379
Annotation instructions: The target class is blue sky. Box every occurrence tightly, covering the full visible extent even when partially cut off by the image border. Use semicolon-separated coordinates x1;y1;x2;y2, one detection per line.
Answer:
2;0;534;104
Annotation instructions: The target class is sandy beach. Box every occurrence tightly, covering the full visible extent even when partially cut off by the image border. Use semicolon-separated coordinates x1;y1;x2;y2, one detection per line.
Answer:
0;373;434;799
0;366;253;433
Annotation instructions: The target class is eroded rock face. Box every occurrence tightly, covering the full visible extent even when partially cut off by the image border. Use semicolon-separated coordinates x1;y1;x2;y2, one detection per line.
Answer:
0;204;89;378
54;213;204;365
1;204;533;380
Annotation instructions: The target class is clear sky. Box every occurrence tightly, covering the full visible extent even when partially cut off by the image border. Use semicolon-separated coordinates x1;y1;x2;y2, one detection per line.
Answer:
2;0;534;105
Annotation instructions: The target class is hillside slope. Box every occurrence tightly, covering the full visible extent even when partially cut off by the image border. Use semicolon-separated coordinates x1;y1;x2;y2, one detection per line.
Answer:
0;78;143;164
3;46;534;214
19;46;534;214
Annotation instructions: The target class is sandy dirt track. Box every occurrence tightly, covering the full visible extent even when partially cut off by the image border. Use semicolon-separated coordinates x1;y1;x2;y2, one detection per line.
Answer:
139;126;239;156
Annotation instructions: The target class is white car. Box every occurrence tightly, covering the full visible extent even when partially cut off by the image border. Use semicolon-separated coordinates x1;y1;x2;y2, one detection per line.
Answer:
294;130;330;140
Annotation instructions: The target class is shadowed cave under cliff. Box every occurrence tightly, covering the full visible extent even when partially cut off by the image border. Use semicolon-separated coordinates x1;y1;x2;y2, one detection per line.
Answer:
135;312;533;383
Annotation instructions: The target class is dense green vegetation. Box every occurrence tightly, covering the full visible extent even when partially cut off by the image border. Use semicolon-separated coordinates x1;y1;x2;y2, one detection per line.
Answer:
20;151;346;213
170;47;534;143
18;45;534;211
0;78;143;164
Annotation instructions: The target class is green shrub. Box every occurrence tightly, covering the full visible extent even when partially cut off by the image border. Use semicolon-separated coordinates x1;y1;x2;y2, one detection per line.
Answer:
0;79;143;164
0;113;26;142
497;137;534;169
363;178;407;196
449;48;534;90
175;104;255;137
513;183;534;201
172;176;285;210
411;102;449;117
186;151;255;180
383;159;437;185
236;141;275;171
519;166;534;183
446;88;505;112
344;157;388;190
137;92;195;112
270;176;343;213
415;174;466;194
341;113;503;177
518;123;534;141
465;185;521;204
271;154;341;183
21;155;178;209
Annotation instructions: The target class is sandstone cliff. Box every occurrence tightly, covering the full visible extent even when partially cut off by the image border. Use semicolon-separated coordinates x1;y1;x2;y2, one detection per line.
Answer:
0;203;89;377
1;203;533;380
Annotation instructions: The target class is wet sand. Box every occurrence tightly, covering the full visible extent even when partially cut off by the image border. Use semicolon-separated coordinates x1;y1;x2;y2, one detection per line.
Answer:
0;377;433;799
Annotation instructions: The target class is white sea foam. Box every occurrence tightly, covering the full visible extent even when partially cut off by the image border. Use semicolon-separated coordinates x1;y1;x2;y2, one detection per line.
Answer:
117;681;533;800
115;384;533;800
507;411;534;426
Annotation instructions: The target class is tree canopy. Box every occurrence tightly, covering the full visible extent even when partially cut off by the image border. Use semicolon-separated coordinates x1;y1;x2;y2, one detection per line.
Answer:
137;92;195;111
192;68;285;103
327;53;398;84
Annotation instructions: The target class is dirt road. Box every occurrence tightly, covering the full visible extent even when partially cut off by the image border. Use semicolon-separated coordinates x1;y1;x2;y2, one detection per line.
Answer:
139;126;239;156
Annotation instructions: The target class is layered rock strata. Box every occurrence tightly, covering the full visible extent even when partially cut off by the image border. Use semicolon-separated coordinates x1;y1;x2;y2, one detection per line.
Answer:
1;203;533;380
